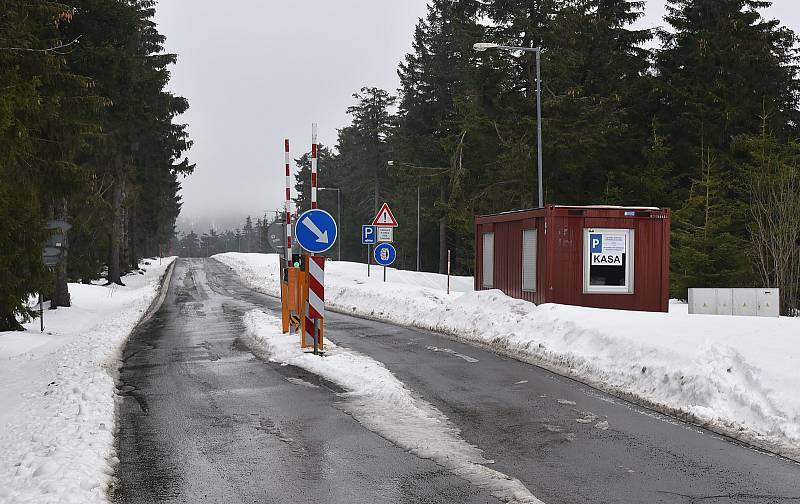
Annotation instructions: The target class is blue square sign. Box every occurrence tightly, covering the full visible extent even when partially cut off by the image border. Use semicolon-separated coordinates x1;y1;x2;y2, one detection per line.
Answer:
590;233;603;254
362;225;377;244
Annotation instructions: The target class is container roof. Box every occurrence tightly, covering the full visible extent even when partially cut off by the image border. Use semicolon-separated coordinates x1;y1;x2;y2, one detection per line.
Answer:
553;204;662;210
480;204;663;217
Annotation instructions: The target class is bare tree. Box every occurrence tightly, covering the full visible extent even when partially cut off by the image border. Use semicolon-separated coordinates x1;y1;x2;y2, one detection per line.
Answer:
748;138;800;316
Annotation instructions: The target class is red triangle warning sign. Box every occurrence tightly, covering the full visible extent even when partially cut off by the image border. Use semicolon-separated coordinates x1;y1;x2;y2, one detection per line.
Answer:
372;202;399;227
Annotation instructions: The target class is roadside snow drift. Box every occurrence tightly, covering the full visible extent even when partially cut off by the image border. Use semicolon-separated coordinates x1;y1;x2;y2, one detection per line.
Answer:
243;310;543;504
0;258;175;504
216;252;800;460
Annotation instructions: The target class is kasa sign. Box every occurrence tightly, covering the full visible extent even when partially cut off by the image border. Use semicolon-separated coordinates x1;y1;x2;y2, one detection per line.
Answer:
589;233;626;266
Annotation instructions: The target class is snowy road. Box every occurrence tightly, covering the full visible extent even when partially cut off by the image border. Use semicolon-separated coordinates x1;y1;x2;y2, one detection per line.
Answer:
113;258;498;504
114;258;800;503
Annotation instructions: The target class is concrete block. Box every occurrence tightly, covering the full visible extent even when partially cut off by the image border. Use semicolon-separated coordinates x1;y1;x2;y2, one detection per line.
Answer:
688;288;717;315
732;289;757;316
757;289;780;317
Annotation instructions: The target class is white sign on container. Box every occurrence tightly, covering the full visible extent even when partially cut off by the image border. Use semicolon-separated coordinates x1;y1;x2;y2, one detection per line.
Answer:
589;231;626;266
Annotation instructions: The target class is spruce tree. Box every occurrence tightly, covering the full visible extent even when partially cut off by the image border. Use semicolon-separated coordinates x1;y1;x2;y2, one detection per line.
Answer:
657;0;800;292
0;2;100;328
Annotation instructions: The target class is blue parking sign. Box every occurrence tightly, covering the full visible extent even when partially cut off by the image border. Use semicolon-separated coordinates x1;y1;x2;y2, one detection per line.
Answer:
362;225;377;244
590;233;603;254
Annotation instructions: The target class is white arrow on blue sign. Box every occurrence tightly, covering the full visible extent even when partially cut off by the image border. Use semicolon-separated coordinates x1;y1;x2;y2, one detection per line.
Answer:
296;209;338;254
373;243;396;266
362;225;377;245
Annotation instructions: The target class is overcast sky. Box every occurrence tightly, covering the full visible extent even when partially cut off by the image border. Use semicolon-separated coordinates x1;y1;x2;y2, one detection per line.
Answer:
154;1;800;231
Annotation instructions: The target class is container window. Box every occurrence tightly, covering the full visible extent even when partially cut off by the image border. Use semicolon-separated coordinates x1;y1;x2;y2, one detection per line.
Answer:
482;232;494;288
522;229;537;292
583;228;634;294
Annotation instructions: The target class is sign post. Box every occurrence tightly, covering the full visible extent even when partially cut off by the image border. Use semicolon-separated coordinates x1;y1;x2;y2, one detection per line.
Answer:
374;243;396;282
362;225;376;277
295;209;337;355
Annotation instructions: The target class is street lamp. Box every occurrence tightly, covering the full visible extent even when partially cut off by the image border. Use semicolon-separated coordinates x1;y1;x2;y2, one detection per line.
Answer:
474;42;544;208
318;187;341;261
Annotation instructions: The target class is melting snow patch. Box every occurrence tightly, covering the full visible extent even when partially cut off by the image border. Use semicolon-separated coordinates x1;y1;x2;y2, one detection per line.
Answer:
594;421;610;431
244;310;544;504
285;377;319;388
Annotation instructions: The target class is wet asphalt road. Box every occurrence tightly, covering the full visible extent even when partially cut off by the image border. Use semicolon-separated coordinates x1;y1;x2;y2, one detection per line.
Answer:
114;258;800;504
114;258;498;504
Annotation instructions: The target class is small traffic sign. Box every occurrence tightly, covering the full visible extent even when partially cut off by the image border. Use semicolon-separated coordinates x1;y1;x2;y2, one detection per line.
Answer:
377;226;393;243
267;221;286;252
372;202;399;227
374;243;396;266
362;225;377;244
295;209;338;254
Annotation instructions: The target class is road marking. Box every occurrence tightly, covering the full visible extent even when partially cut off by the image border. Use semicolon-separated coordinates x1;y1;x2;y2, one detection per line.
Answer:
426;345;479;363
514;380;529;385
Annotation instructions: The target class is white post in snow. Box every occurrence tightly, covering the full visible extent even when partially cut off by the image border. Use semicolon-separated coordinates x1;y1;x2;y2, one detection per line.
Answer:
447;249;451;295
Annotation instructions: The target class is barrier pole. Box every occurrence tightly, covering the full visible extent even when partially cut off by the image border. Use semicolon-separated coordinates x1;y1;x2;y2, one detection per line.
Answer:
284;139;292;262
311;123;318;210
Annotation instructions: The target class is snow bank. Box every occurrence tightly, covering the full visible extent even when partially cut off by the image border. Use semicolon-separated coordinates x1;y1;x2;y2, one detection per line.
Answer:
243;310;542;504
0;258;175;504
215;252;800;460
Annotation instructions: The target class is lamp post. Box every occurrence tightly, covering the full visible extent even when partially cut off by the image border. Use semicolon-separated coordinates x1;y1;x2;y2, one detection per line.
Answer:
474;42;544;208
318;187;341;261
387;161;449;271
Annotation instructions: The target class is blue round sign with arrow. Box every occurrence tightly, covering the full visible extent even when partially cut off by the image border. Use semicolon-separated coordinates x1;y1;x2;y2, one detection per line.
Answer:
295;209;338;254
374;243;396;266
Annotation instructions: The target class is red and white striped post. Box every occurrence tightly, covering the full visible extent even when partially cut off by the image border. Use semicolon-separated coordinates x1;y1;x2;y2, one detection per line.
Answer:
311;123;318;210
284;139;292;263
304;256;325;354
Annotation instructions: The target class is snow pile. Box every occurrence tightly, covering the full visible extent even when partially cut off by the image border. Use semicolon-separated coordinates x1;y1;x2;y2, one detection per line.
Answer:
0;258;175;504
216;252;800;459
243;310;542;504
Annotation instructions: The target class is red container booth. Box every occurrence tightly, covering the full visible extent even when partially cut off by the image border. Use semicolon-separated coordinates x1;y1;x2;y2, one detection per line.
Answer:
474;205;670;312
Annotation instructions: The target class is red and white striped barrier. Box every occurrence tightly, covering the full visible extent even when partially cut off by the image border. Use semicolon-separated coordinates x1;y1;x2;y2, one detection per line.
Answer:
304;255;325;350
284;139;292;262
311;123;318;210
307;255;325;319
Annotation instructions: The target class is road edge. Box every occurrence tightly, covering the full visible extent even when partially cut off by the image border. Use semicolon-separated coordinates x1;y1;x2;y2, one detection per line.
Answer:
106;257;177;501
136;258;177;328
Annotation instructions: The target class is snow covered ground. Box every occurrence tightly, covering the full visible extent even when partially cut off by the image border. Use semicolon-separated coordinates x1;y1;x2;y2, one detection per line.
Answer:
0;258;175;504
215;252;800;460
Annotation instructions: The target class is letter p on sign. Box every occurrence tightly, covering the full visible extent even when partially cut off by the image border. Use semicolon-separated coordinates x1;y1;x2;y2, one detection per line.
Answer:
590;233;602;254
